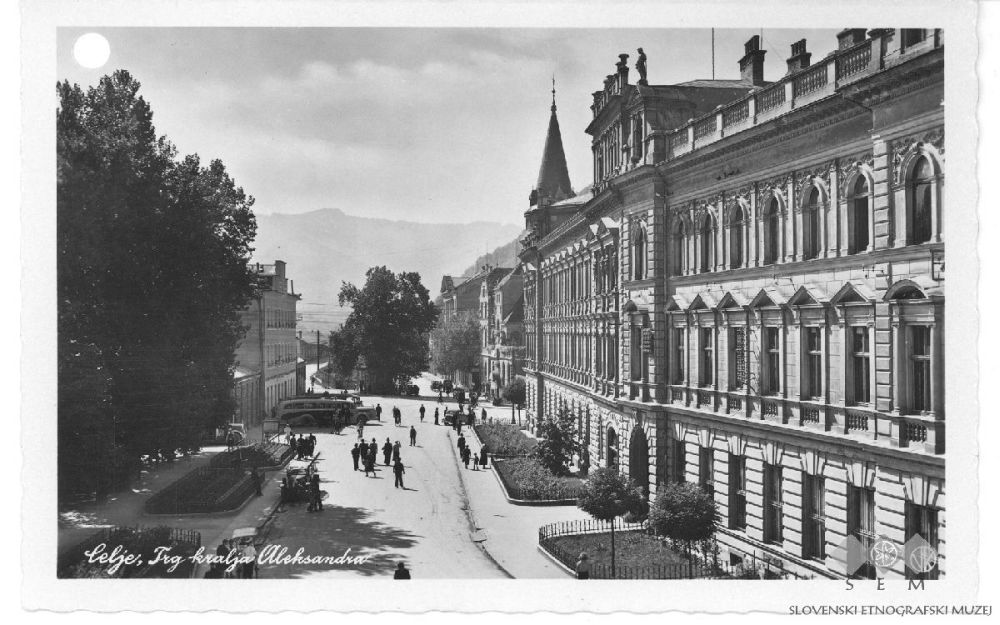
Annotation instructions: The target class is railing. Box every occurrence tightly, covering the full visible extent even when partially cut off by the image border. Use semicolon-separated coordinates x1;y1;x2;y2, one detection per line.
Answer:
693;116;718;140
722;100;750;128
837;41;873;80
762;401;780;417
698;389;714;408
846;410;870;432
756;83;786;113
729;396;744;412
802;407;821;423
793;63;829;98
905;421;928;443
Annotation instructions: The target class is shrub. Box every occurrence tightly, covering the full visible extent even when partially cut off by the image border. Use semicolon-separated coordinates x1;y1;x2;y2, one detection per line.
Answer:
474;423;537;457
648;482;719;557
494;457;585;500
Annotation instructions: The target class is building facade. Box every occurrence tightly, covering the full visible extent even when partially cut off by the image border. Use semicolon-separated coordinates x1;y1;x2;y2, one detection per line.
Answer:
436;267;509;390
480;266;526;400
520;29;944;580
234;260;301;425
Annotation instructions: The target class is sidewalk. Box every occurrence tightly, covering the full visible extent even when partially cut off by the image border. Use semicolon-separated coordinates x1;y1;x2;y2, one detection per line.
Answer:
448;425;589;579
57;445;287;578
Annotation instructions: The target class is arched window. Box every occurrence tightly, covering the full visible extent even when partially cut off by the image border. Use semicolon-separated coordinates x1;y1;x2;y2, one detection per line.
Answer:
671;220;687;276
632;225;647;280
849;176;871;254
763;198;780;265
910;157;934;244
607;427;619;472
729;206;744;269
700;215;715;273
803;187;822;260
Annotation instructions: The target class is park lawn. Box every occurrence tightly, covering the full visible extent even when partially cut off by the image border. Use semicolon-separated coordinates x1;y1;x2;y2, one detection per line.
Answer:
547;530;688;569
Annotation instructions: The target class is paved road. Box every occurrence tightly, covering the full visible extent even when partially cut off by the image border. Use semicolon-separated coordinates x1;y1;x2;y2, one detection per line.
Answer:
259;391;506;579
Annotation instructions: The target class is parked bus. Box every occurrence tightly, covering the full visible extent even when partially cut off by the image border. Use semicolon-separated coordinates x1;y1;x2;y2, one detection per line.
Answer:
276;394;378;429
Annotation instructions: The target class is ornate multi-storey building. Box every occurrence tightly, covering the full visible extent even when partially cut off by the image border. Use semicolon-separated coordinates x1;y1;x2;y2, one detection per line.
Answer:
520;29;944;579
480;267;526;400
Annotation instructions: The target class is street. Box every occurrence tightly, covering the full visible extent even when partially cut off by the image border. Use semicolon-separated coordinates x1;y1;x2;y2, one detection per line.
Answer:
259;375;507;578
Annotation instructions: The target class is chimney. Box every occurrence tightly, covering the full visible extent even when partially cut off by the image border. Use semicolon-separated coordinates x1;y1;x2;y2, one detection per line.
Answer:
275;259;286;278
739;35;767;86
786;39;812;75
616;53;630;86
837;29;868;50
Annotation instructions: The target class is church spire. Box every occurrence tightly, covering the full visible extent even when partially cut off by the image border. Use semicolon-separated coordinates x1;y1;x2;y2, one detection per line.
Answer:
534;77;573;204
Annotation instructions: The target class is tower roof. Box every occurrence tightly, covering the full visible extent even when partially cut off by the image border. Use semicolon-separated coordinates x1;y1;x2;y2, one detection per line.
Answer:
534;83;573;202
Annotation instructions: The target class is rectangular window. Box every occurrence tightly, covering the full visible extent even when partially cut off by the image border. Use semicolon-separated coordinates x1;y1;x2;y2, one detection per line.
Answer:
806;327;824;399
850;327;871;404
700;327;714;387
673;327;685;384
672;439;686;483
764;327;781;394
728;454;747;530
802;473;826;560
763;463;783;544
847;486;877;579
911;326;932;413
730;327;747;389
904;502;940;580
901;28;928;48
699;447;714;496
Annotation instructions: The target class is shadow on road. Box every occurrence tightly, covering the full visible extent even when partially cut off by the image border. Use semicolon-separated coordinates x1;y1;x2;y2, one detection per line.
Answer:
261;504;421;578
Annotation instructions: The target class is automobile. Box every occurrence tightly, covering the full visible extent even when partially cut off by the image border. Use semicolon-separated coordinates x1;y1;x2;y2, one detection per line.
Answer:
430;380;442;392
442;379;454;394
405;384;420;396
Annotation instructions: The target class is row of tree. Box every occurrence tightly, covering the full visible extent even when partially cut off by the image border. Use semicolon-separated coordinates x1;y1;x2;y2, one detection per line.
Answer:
58;71;259;501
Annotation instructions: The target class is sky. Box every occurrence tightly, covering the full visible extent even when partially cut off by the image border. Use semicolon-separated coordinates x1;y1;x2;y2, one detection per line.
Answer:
56;27;842;226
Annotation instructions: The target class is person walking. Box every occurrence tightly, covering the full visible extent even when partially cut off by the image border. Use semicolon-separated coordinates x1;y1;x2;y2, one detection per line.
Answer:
393;561;411;579
392;441;401;463
434;407;440;425
461;446;471;469
369;439;378;467
481;407;487;423
393;458;406;489
382;438;393;466
419;405;426;422
479;445;488;469
284;424;292;445
409;426;417;447
251;467;263;496
351;443;360;471
375;404;382;421
472;452;479;471
241;540;257;579
457;433;466;453
364;453;375;477
308;474;323;512
575;553;592;580
357;423;364;440
359;440;369;464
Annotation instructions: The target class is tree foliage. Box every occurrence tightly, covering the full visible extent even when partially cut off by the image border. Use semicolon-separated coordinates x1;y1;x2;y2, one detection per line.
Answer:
336;266;438;393
500;375;526;406
534;404;579;477
648;482;719;554
577;467;647;522
57;70;258;500
428;311;481;379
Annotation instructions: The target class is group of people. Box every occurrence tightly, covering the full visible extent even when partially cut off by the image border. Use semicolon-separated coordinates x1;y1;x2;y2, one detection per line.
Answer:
351;437;407;488
289;432;317;460
456;434;488;471
205;539;257;579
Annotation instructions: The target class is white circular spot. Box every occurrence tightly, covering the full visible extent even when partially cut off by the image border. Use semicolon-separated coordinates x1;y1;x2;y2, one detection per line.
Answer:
73;33;110;69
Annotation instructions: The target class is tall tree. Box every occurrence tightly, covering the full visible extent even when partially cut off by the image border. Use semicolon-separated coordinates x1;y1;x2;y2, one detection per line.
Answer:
576;467;647;578
648;482;719;561
337;266;438;393
57;71;258;501
534;404;580;477
428;311;481;380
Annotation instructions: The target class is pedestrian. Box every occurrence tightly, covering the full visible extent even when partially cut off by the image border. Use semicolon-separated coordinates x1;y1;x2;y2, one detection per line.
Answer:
351;443;360;471
481;407;487;422
375;404;382;421
309;432;317;447
409;425;417;446
461;446;471;469
393;441;401;462
251;467;262;496
457;433;466;453
479;445;488;469
393;561;411;579
383;438;393;466
284;424;292;445
393;458;406;489
419;405;426;422
434;408;440;425
575;553;592;580
357;423;364;440
364;454;375;477
438;390;443;403
472;452;479;471
214;539;228;575
307;474;322;512
241;540;257;578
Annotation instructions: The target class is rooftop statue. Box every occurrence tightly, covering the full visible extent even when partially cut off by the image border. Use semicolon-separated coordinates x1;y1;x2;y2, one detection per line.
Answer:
636;47;648;85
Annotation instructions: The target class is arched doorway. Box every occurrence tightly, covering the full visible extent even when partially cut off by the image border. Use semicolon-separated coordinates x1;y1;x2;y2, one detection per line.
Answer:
629;427;650;496
607;427;619;472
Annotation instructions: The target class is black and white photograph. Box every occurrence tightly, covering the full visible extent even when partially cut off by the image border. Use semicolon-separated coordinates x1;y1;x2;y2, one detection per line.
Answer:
17;0;992;615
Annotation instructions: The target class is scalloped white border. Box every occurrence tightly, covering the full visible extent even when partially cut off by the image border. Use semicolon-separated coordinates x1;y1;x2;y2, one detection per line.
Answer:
19;0;984;614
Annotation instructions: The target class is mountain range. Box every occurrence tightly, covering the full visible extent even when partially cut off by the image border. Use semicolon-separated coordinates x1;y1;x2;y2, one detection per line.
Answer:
251;208;522;335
